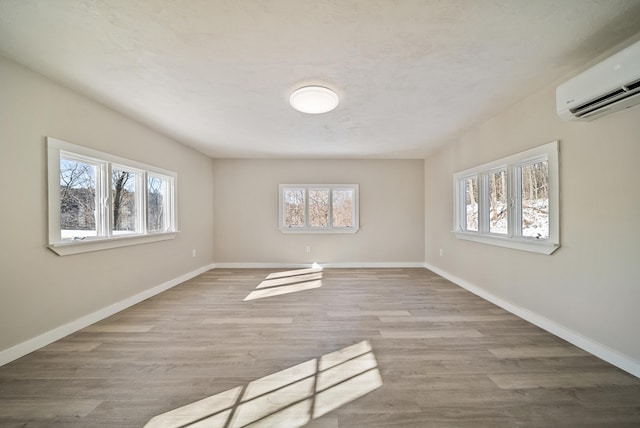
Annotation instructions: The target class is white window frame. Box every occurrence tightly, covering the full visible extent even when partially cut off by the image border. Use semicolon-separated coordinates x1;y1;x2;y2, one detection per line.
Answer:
279;184;359;234
453;141;559;255
47;137;178;256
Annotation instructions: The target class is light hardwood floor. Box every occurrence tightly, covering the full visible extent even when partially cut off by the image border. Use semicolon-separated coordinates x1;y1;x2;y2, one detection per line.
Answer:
1;268;639;427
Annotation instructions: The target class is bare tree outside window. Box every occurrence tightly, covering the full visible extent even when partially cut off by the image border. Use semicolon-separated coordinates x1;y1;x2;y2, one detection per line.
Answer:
489;170;507;234
452;141;558;254
332;189;353;227
112;169;136;234
464;177;478;231
284;189;305;227
60;157;97;239
280;184;359;232
147;176;166;232
49;138;178;255
521;160;549;238
309;190;329;227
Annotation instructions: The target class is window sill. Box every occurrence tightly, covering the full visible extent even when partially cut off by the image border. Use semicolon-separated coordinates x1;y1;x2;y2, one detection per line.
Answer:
279;227;359;234
454;231;559;255
47;232;178;256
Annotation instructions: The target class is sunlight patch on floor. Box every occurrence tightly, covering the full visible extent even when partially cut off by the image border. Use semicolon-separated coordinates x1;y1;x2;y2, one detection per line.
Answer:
264;266;323;280
244;267;324;301
256;272;323;289
143;340;382;428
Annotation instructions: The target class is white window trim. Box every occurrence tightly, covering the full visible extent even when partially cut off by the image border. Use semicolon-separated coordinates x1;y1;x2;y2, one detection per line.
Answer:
279;184;359;234
47;137;178;256
453;141;559;255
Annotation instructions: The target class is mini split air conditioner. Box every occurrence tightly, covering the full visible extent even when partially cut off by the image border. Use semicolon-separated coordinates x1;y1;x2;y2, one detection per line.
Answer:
557;39;640;121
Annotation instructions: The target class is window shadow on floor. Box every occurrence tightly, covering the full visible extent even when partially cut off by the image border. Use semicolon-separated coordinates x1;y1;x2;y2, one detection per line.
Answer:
144;340;382;428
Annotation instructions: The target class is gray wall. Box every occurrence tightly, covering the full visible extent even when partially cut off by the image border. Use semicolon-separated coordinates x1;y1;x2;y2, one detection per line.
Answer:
0;56;215;354
212;158;425;265
424;74;640;363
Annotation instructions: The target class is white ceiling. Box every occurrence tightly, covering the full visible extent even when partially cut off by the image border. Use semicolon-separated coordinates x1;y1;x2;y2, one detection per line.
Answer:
1;1;639;159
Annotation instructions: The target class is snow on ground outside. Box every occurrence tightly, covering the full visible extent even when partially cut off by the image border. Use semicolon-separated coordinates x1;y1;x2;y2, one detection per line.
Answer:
466;198;548;238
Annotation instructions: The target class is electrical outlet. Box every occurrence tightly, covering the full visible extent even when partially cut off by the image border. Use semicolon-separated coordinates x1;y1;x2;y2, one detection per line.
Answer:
439;248;443;256
305;245;311;253
192;249;197;258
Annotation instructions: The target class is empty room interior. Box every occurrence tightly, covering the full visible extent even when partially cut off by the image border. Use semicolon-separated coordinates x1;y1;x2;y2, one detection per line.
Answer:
1;1;640;427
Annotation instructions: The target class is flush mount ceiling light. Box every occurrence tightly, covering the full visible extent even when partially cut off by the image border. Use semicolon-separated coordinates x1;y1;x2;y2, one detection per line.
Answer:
289;86;339;114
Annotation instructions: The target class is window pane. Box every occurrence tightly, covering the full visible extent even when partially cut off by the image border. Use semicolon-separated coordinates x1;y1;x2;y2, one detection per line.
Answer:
489;170;507;234
332;189;353;228
309;189;329;227
332;189;353;227
284;188;305;227
464;177;478;231
112;168;137;234
147;175;168;232
521;160;549;238
60;157;97;240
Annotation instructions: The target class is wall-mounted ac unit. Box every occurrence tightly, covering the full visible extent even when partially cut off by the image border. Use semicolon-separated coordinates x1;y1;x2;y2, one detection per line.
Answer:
556;40;640;121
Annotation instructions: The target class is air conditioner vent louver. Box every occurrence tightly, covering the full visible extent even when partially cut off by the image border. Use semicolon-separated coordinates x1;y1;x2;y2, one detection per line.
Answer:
557;40;640;121
571;78;640;118
626;79;640;91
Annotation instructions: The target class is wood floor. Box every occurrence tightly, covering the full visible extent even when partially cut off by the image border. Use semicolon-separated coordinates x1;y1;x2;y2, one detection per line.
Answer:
1;268;639;427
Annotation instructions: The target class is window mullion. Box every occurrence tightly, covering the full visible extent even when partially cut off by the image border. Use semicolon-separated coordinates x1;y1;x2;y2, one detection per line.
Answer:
304;188;309;228
98;161;110;238
460;178;468;232
166;177;173;232
328;188;334;228
455;179;463;231
144;172;150;233
106;162;112;238
139;172;147;234
510;164;521;238
353;187;358;229
163;178;170;232
478;173;489;234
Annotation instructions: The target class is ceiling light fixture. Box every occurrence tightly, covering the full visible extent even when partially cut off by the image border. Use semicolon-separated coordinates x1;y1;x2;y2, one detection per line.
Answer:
289;86;339;114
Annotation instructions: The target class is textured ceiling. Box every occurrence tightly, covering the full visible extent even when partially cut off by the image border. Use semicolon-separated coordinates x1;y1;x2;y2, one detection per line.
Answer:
1;0;640;158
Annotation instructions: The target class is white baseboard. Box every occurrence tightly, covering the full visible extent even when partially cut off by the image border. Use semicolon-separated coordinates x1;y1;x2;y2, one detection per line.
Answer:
212;262;426;269
423;262;640;378
212;263;309;269
0;263;216;367
320;262;426;268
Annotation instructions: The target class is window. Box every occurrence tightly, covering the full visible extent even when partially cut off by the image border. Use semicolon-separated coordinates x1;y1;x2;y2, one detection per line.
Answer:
112;166;139;235
47;137;178;255
332;188;355;228
520;159;550;239
279;184;359;233
308;189;329;228
463;176;478;232
60;155;98;240
283;188;306;228
147;174;174;233
453;141;559;254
